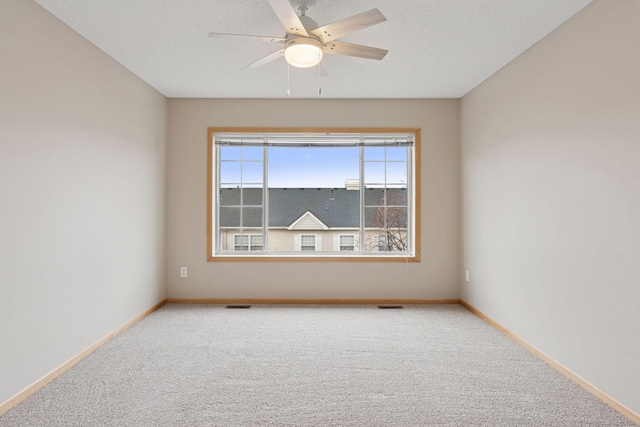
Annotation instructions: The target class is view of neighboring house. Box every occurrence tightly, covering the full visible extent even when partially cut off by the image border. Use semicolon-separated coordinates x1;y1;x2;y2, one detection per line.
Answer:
218;185;408;253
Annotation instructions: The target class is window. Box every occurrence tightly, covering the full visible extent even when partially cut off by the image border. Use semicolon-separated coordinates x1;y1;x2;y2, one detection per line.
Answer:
234;234;263;251
300;235;316;251
208;128;420;261
339;235;356;251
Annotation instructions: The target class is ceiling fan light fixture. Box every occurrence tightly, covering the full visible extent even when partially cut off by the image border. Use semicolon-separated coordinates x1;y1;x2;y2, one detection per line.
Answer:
284;38;323;68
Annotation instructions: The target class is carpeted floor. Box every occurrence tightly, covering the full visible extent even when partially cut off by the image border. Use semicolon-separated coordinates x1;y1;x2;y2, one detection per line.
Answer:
0;304;634;426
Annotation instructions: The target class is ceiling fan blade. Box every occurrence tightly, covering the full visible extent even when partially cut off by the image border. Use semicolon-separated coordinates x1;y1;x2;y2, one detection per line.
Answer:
243;49;285;70
322;41;388;60
208;32;285;44
311;9;386;43
267;0;309;36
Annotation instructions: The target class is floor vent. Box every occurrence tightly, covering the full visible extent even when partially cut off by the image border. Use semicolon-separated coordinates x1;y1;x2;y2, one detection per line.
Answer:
225;304;252;309
377;305;404;309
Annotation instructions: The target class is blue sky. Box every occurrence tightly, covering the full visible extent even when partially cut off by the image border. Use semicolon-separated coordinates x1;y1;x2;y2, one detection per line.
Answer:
220;146;408;188
268;147;359;188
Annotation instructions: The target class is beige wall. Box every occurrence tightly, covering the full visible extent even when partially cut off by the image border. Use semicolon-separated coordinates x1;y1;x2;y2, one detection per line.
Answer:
460;0;640;415
9;0;637;417
0;0;167;406
167;99;459;299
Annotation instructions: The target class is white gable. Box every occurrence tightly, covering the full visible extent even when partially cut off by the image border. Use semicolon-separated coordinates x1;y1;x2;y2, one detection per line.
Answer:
287;211;329;231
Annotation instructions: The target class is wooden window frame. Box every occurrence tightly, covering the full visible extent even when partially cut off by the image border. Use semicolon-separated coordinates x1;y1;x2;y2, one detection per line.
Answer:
207;127;421;262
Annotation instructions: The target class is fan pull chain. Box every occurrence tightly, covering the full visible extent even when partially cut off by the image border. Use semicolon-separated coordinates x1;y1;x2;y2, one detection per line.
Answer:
317;51;322;96
287;62;291;97
317;65;321;95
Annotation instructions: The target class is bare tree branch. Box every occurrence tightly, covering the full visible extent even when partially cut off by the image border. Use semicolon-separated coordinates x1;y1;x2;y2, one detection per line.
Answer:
365;188;408;252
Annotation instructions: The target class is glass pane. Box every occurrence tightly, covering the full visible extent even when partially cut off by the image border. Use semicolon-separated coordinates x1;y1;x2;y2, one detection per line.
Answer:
219;207;240;228
301;235;315;246
220;146;241;161
218;208;265;228
364;162;385;186
385;147;407;161
220;162;241;184
219;188;241;206
364;205;408;252
363;232;386;253
364;188;386;207
230;232;265;252
241;207;263;228
266;229;289;252
365;206;409;229
376;234;392;252
242;188;263;206
268;146;359;188
364;206;384;228
340;235;354;245
250;235;264;246
381;231;409;252
242;146;263;161
324;189;359;229
385;187;408;207
339;235;355;251
386;162;408;186
234;234;249;251
218;230;235;252
242;161;263;184
386;206;408;229
364;147;385;161
363;232;408;253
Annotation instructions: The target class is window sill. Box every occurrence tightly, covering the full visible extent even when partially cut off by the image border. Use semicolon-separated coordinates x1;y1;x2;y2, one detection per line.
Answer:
208;254;420;262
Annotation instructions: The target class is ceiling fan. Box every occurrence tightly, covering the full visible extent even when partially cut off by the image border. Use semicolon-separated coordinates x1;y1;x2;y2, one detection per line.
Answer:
208;0;388;73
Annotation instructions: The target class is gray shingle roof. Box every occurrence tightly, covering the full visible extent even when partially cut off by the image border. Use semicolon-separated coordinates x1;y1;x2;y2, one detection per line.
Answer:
219;188;407;228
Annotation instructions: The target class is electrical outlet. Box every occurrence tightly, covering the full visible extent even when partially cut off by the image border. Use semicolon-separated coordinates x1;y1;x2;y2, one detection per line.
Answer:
180;267;188;278
465;270;470;283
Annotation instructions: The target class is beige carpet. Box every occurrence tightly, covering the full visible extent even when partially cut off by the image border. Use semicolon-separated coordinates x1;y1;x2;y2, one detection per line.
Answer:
0;304;634;426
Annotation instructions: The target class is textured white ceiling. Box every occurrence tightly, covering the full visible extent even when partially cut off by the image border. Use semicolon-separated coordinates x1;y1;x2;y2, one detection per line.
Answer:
33;0;593;98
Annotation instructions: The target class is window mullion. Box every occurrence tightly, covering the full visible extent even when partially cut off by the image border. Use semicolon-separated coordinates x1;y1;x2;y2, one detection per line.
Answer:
263;145;268;254
359;144;365;254
215;145;221;253
239;148;244;240
408;146;413;253
383;146;388;248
